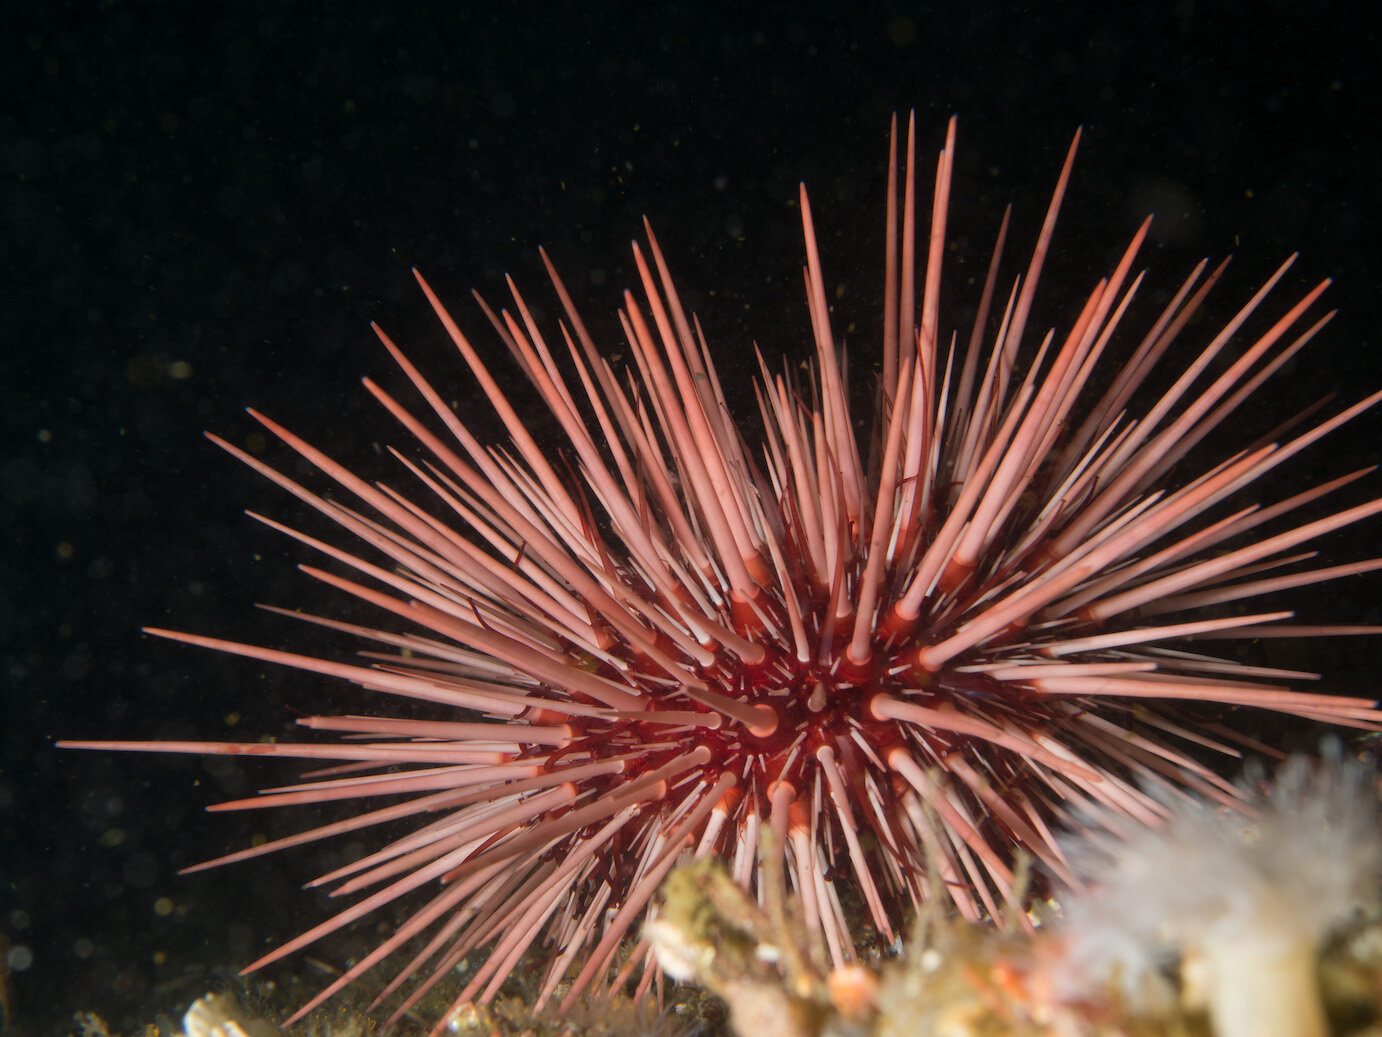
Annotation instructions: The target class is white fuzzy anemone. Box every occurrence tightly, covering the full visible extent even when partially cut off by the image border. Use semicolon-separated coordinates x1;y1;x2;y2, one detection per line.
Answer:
1057;742;1382;1037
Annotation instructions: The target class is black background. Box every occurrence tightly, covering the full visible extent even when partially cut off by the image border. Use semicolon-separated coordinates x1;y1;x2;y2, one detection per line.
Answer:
3;2;1380;1035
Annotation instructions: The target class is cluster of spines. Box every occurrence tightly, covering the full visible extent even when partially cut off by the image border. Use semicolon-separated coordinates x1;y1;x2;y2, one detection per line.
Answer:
59;114;1382;1028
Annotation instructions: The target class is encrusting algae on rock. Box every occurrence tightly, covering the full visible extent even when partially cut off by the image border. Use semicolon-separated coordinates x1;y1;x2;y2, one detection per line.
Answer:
647;746;1382;1037
50;750;1382;1037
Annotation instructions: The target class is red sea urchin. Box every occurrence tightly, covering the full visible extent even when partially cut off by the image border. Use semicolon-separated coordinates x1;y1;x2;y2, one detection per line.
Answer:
61;115;1382;1025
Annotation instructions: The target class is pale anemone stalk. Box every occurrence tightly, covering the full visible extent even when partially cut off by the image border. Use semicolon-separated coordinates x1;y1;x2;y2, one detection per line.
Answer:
1057;745;1382;1037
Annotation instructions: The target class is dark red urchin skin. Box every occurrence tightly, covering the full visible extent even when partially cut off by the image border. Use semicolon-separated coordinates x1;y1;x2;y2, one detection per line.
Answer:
58;112;1382;1031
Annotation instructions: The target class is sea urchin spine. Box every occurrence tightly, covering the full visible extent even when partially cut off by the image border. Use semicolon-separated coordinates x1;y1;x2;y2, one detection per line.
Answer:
62;115;1382;1026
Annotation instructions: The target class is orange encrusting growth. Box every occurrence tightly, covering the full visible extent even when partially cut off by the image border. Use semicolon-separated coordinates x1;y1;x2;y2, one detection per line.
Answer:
61;114;1381;1031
